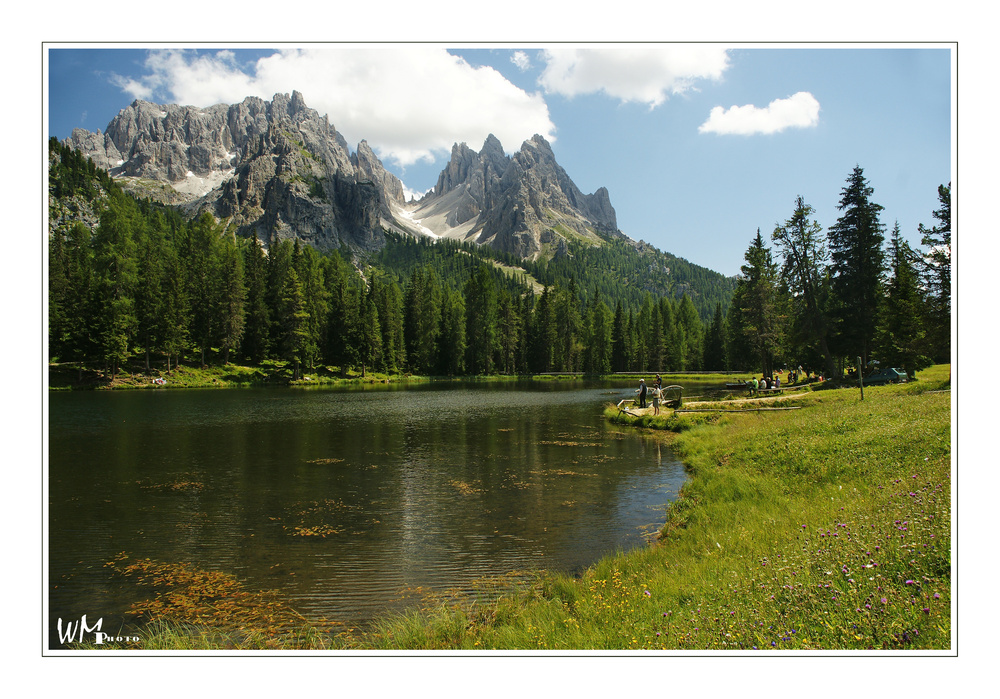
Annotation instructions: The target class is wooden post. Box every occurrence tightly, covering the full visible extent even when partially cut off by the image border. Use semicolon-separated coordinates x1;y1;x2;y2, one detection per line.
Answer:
857;355;864;401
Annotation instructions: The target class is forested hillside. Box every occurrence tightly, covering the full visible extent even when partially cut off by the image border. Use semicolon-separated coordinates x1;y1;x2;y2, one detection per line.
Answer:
48;139;727;379
48;140;950;383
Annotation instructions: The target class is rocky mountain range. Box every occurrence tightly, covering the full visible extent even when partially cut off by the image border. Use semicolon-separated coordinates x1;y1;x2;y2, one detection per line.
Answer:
63;91;626;261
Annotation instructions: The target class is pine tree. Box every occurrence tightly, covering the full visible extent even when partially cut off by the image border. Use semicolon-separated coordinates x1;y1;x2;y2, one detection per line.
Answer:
828;166;886;368
437;286;466;375
876;222;932;378
918;183;951;363
529;286;556;373
729;230;782;377
584;287;612;375
370;275;405;373
275;266;310;380
217;231;247;365
294;243;328;371
133;212;168;370
677;295;704;371
497;288;521;374
464;265;499;374
241;233;270;364
185;212;224;366
702;302;728;370
323;252;360;376
772;195;836;378
404;267;443;375
92;194;139;375
611;301;628;373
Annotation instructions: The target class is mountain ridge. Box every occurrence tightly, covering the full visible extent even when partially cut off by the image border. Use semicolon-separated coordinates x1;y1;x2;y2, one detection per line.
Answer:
64;91;630;263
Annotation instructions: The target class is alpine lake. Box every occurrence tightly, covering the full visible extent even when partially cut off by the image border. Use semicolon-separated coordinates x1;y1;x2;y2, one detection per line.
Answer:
47;380;688;647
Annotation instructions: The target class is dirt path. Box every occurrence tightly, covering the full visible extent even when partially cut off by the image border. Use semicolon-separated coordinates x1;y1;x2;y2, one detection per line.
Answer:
682;392;809;409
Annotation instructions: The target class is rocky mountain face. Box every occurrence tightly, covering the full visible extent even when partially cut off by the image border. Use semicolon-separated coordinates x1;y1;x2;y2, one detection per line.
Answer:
64;91;402;253
64;91;623;260
406;133;623;260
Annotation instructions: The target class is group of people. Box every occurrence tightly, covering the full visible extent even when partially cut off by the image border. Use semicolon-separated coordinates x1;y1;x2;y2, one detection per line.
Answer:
751;375;781;392
635;374;666;415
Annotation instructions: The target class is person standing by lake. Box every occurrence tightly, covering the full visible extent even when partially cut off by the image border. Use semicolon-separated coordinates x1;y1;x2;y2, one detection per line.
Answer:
651;385;662;415
636;379;647;409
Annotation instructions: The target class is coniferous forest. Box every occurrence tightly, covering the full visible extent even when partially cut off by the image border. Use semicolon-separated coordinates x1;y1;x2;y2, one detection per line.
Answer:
47;139;951;381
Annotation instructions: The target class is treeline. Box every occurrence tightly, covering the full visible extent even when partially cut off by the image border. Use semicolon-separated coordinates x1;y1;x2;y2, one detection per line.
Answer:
47;139;717;378
723;166;951;379
49;140;948;381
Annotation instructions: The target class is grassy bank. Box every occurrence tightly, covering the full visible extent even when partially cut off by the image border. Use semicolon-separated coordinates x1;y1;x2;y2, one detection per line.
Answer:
48;360;641;391
80;365;951;651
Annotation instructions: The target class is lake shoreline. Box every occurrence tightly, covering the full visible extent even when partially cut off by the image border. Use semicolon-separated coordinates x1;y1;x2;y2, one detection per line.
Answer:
67;364;952;651
48;360;753;392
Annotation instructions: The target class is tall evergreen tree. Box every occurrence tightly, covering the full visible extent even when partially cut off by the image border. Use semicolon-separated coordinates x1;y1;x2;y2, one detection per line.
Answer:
529;286;556;373
677;295;704;371
217;231;247;365
294;243;328;371
876;222;932;378
404;267;443;375
496;288;521;374
437;286;466;375
702;302;728;370
241;233;270;363
729;230;782;377
610;300;628;373
275;266;310;379
92;194;139;375
828;166;886;368
772;195;836;378
371;274;405;372
464;265;499;374
584;287;612;375
185;212;224;366
132;212;169;370
918;183;951;363
323;252;361;376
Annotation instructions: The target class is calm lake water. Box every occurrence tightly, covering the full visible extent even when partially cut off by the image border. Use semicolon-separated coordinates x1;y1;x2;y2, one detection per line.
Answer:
47;381;686;647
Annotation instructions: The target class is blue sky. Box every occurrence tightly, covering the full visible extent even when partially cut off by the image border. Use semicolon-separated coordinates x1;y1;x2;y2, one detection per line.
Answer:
46;44;952;277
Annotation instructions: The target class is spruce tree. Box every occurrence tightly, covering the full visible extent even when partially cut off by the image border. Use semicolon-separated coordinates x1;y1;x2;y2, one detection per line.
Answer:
877;222;932;378
217;231;247;365
772;195;836;378
92;194;139;375
677;295;704;371
828;166;886;368
918;183;951;363
729;230;782;377
702;302;727;371
464;265;499;374
610;300;628;373
241;233;270;363
437;286;466;376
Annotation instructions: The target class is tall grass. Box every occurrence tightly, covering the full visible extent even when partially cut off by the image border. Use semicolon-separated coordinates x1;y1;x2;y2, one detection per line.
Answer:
86;366;951;651
345;365;951;651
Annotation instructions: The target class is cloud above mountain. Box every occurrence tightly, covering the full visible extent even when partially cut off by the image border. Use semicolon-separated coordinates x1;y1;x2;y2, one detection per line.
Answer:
698;91;821;135
109;48;556;168
537;46;730;107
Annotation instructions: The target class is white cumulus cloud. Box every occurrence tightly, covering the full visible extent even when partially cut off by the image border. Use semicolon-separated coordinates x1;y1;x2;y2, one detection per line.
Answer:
511;50;531;71
538;46;730;107
112;47;555;168
699;91;821;135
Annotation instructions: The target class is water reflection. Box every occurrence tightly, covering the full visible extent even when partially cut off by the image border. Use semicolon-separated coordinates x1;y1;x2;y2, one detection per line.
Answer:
48;382;686;644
